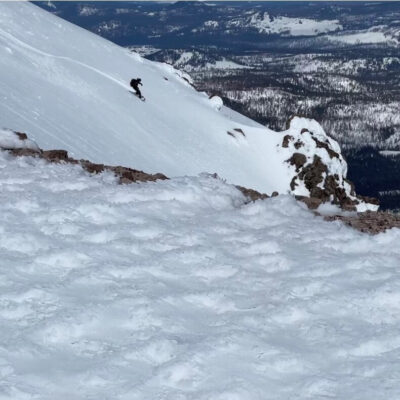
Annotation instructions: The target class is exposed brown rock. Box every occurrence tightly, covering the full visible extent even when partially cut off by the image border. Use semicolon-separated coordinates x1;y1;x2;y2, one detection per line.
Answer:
42;150;69;162
81;161;105;174
296;156;362;210
112;166;167;183
15;132;28;141
10;148;42;157
358;195;380;206
290;176;297;191
296;195;322;210
282;134;303;150
294;140;304;149
287;153;307;172
282;134;293;148
325;211;400;234
298;155;327;194
271;191;279;197
311;136;340;159
236;185;269;203
153;173;168;181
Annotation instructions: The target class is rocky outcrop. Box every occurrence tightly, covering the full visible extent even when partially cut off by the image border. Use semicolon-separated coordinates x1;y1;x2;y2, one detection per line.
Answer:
287;153;307;172
5;128;395;234
235;185;269;202
324;211;400;235
2;130;168;185
1;129;268;203
282;116;379;212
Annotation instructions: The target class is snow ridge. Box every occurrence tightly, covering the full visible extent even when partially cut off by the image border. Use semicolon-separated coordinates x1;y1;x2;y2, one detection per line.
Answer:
0;2;377;211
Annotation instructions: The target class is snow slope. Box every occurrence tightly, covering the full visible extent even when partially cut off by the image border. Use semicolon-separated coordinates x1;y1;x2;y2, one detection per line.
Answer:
1;151;400;399
0;2;354;202
0;1;278;194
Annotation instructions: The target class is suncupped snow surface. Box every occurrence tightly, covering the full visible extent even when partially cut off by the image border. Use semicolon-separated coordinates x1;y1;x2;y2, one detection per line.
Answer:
1;151;400;399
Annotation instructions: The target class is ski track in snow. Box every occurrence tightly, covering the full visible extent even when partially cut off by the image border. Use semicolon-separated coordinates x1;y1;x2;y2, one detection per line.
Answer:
1;152;400;399
0;27;129;90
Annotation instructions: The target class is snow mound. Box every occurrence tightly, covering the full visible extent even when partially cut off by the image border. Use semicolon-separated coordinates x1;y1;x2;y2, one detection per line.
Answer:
0;128;40;151
209;95;223;111
0;150;399;399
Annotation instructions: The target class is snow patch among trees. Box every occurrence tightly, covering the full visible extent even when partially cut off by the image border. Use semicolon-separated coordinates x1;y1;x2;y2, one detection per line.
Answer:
229;12;342;36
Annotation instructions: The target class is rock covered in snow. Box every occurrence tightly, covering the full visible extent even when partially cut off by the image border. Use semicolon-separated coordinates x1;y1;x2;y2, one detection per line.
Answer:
209;94;223;111
0;128;40;152
281;116;379;212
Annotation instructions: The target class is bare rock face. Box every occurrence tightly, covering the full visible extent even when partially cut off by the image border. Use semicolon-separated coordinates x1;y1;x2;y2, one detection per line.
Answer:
287;153;307;172
282;116;379;212
43;150;69;162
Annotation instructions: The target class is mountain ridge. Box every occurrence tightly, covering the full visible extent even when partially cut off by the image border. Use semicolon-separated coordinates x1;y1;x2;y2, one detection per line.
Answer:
0;2;376;210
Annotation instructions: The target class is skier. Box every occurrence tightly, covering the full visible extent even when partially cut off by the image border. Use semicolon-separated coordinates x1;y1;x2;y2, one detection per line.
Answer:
130;78;143;99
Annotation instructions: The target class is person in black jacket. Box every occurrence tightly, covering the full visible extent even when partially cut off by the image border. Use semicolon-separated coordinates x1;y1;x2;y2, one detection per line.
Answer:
130;78;143;99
